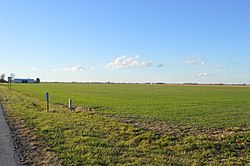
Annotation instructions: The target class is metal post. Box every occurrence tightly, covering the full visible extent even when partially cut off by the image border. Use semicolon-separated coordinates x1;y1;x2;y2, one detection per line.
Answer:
46;92;49;112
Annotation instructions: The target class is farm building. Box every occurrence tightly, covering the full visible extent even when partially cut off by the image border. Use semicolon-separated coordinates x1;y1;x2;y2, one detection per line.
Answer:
13;78;35;83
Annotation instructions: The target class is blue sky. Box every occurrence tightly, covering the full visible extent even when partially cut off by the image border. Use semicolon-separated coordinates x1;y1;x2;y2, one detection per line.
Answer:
0;0;249;83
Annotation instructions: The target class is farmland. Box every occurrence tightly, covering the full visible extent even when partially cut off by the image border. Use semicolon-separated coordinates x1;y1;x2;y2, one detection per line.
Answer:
0;83;249;165
11;83;250;128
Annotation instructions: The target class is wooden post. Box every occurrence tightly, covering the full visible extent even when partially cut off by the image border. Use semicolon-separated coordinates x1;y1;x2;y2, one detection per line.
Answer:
69;99;72;109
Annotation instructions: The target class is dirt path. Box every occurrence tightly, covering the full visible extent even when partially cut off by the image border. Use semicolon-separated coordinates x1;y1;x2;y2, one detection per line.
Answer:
0;105;18;166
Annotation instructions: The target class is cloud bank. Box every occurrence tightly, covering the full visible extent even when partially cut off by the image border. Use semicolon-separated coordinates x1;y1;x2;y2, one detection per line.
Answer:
105;55;153;69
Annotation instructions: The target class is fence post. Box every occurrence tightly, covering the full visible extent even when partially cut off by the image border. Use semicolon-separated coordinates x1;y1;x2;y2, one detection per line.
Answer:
69;99;72;109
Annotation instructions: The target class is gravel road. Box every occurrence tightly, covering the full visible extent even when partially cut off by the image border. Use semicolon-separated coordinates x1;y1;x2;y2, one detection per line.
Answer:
0;105;18;166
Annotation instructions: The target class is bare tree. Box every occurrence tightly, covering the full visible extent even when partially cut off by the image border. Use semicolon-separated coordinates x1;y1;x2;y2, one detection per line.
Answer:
1;73;5;80
0;73;5;82
10;73;15;81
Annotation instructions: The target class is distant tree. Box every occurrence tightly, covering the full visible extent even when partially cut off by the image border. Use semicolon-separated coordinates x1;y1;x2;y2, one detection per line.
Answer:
10;73;15;81
35;78;40;84
0;73;6;82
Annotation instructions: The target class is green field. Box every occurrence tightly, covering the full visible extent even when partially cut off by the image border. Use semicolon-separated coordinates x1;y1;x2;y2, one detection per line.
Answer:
11;83;250;128
0;83;249;165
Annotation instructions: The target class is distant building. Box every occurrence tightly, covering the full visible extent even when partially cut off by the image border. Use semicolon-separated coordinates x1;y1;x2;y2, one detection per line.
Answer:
13;78;35;83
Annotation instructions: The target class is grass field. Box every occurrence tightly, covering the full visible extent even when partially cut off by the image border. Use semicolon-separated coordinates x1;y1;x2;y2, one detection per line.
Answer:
0;83;249;165
11;83;250;128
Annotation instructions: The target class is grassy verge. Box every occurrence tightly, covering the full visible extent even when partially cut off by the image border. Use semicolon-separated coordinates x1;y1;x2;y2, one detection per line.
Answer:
0;85;249;165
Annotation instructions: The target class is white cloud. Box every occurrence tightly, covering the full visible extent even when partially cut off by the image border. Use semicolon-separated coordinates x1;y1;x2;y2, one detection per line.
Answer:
170;56;205;68
141;61;153;67
214;64;228;69
30;67;38;71
187;72;215;78
158;64;164;67
105;55;153;69
197;72;215;77
170;62;177;67
184;56;205;66
63;66;89;72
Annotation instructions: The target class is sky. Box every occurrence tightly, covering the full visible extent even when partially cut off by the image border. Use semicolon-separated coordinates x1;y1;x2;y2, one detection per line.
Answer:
0;0;249;83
